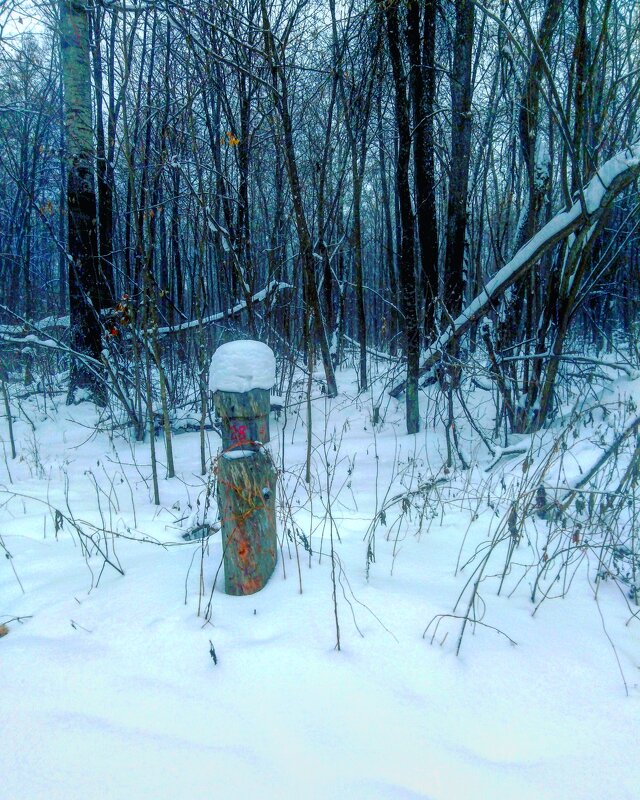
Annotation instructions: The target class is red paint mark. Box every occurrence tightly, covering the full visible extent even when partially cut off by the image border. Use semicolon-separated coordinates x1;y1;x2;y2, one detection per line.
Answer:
230;423;248;443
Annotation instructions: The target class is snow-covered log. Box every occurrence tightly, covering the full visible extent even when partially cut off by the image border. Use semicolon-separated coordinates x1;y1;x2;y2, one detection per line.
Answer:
156;281;292;336
0;282;292;339
389;141;640;398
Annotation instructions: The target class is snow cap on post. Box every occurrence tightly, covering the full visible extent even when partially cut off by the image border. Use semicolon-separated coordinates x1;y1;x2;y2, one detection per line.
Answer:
210;340;276;451
209;340;276;394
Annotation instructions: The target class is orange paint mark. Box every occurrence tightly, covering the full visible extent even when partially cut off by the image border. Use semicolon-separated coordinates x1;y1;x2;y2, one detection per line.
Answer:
237;541;249;562
242;577;262;594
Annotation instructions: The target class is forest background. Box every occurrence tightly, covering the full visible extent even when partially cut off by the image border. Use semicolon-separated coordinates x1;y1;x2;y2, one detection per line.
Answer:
1;1;640;795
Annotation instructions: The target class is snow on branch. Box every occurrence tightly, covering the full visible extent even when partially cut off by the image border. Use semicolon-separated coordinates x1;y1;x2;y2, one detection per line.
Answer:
389;141;640;398
556;413;640;514
0;281;292;339
0;315;70;336
156;280;292;336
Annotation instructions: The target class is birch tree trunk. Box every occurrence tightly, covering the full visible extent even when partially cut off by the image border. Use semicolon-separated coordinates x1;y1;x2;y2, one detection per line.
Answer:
60;0;105;404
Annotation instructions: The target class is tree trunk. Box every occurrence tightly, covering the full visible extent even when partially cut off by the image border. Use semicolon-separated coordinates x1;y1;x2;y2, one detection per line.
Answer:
60;0;106;405
515;0;561;251
377;91;398;343
443;0;474;321
385;2;420;434
90;7;115;309
407;0;439;339
260;0;337;397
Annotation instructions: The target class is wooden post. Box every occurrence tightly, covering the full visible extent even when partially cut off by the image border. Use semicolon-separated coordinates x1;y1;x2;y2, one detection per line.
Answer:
210;342;277;595
215;388;271;451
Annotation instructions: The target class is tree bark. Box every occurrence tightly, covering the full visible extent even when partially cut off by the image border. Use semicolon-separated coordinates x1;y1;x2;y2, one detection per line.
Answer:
407;0;439;338
443;0;474;320
90;7;115;309
385;2;420;434
60;0;106;405
515;0;561;251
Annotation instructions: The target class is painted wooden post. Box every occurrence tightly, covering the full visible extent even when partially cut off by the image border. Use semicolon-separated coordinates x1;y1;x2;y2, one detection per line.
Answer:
209;342;277;595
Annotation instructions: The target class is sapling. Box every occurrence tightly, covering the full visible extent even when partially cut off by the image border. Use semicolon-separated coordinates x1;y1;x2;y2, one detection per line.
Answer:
1;380;16;460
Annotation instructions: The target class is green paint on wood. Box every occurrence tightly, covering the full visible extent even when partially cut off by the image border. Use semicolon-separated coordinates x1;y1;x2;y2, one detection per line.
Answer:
214;385;276;595
217;449;277;595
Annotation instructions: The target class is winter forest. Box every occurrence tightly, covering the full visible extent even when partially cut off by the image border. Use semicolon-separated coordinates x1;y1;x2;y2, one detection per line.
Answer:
2;0;640;797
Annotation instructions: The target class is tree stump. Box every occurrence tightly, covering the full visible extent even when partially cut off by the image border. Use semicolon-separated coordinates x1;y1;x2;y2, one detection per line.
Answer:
210;342;277;595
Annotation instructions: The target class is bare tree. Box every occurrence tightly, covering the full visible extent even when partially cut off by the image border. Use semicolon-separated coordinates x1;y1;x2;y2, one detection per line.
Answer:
60;0;108;404
385;0;420;433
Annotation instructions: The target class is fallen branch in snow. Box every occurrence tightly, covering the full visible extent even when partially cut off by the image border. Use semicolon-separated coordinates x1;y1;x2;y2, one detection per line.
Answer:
0;487;125;579
497;352;636;377
389;141;640;398
485;445;530;472
371;477;449;525
0;331;104;372
423;613;518;651
0;615;32;627
0;315;70;336
0;306;141;425
342;334;400;363
0;304;102;372
156;280;292;336
1;281;292;339
555;413;640;514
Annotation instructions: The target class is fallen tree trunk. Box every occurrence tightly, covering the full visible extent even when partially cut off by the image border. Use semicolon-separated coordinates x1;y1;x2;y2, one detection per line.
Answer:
389;141;640;398
0;281;292;339
156;280;292;336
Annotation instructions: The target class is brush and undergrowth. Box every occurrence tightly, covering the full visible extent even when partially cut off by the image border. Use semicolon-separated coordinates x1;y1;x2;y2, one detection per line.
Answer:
1;330;639;688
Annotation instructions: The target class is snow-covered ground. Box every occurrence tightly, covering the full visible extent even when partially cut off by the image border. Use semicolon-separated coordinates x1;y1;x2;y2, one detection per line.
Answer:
2;363;639;799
